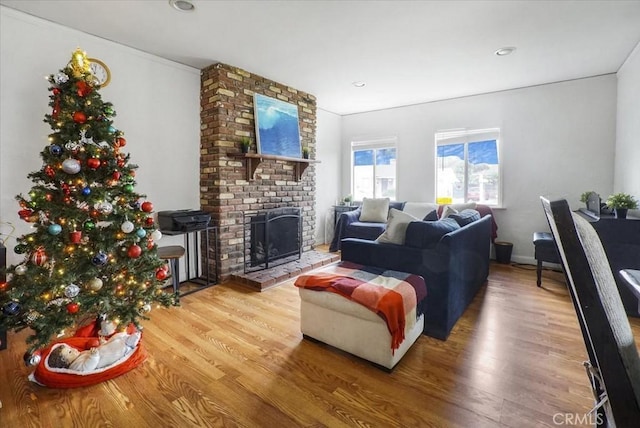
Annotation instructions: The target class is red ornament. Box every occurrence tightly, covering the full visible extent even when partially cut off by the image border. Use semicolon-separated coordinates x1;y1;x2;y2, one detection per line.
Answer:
141;201;153;213
117;158;125;168
112;171;121;180
87;158;101;169
115;137;127;148
52;88;61;95
69;231;82;243
155;268;168;280
72;111;87;124
44;165;55;178
145;217;154;226
86;338;101;349
46;194;53;201
18;209;34;219
128;170;135;177
66;302;80;314
31;248;48;266
127;244;142;258
76;81;92;97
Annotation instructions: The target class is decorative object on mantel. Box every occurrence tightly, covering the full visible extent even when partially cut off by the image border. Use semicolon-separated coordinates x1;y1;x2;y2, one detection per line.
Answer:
302;147;310;159
580;190;597;208
240;137;252;154
229;153;319;182
254;94;302;158
606;192;638;219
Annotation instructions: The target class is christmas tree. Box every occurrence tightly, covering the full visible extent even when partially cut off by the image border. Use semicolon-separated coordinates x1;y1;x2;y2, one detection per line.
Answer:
0;49;178;355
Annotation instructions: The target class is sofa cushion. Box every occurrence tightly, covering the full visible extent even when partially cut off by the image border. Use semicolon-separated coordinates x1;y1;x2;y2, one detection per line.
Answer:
439;202;477;218
404;218;460;249
360;198;390;222
345;222;387;241
450;209;481;227
376;209;418;245
403;202;439;219
423;210;439;221
440;205;458;219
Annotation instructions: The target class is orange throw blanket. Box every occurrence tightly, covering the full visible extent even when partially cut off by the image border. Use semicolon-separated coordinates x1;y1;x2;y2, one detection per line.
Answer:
295;261;427;351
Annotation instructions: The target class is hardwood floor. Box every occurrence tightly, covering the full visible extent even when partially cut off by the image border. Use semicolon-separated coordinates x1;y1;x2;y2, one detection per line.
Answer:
1;262;639;427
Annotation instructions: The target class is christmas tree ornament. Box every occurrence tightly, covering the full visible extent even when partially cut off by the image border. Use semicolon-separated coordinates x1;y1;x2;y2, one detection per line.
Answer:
97;201;114;214
127;244;142;258
123;184;134;193
26;310;40;323
48;224;62;235
120;221;135;233
83;220;95;231
81;186;91;196
115;137;127;148
141;201;154;213
145;217;155;226
65;141;80;153
76;80;92;97
62;158;81;174
18;209;34;219
44;165;56;178
15;265;28;275
87;158;101;169
14;243;28;254
86;277;103;291
150;230;162;241
155;268;167;280
92;251;108;266
72;111;87;124
66;302;80;314
69;48;90;77
53;72;69;85
69;230;82;244
23;350;42;367
3;301;21;315
46;193;53;201
135;228;147;238
31;248;48;266
49;144;62;156
146;238;155;250
104;105;114;116
112;170;121;180
139;303;152;314
64;284;80;298
108;125;117;134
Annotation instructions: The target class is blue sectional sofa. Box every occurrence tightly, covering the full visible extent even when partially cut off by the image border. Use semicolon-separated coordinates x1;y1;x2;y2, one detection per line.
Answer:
340;214;492;340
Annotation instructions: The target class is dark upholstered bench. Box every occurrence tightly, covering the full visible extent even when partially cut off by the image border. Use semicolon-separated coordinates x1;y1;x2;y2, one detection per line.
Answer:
533;232;561;287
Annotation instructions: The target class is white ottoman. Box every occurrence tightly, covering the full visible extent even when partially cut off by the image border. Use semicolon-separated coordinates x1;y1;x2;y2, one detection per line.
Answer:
299;288;424;370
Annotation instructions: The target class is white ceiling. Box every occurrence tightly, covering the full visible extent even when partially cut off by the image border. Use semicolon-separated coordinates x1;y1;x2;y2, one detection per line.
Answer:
2;0;639;115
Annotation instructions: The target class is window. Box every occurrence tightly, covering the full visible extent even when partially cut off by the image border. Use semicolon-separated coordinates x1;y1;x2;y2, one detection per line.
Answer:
435;129;501;206
351;138;397;201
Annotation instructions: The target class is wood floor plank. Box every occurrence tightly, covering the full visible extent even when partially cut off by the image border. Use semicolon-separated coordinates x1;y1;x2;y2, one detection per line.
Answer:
2;260;639;427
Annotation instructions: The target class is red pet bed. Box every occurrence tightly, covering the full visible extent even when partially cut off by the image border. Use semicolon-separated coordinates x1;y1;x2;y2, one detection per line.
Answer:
29;323;147;388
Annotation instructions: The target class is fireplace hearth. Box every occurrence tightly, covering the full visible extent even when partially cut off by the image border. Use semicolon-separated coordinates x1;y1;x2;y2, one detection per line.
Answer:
245;207;301;273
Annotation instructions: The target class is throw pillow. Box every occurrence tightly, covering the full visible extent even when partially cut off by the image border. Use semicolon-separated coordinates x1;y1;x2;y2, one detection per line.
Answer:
359;197;390;223
405;218;460;248
403;202;439;219
376;209;418;245
440;205;458;219
450;209;481;227
423;210;438;221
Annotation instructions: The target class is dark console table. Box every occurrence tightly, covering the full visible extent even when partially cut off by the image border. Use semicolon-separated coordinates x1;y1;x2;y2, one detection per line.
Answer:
575;212;640;316
160;226;218;296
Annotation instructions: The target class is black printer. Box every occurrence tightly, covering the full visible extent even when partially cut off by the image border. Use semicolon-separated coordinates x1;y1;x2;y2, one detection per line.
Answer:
158;209;212;232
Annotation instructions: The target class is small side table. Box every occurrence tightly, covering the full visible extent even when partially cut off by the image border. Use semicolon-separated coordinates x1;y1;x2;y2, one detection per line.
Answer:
620;269;640;314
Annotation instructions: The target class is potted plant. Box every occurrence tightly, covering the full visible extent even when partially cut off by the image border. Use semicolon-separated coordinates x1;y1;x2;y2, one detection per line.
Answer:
606;192;638;219
240;137;251;154
302;147;310;159
343;195;353;206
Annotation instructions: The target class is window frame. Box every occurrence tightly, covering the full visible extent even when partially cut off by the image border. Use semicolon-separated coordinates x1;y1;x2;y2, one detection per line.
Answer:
350;137;398;201
434;128;502;207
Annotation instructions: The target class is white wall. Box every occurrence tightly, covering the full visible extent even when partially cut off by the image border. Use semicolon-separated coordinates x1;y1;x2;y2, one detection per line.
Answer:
341;76;617;263
0;7;201;266
614;41;640;215
315;109;342;244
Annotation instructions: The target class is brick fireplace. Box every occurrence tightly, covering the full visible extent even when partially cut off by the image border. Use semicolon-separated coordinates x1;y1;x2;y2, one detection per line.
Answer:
200;63;319;283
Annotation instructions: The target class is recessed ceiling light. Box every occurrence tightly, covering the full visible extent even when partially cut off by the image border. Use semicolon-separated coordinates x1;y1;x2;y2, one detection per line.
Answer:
169;0;195;12
352;81;366;88
495;47;516;56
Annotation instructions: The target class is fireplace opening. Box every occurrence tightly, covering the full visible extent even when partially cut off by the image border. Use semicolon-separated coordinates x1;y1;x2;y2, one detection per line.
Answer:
244;207;301;272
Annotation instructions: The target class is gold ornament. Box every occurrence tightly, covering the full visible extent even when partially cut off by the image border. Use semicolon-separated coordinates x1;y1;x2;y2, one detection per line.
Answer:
69;48;90;78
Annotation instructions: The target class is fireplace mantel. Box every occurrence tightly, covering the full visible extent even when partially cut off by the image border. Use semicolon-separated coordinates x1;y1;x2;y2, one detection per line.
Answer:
229;153;320;181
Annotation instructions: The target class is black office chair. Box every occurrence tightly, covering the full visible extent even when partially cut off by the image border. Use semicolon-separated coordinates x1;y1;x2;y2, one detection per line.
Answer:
541;197;640;426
